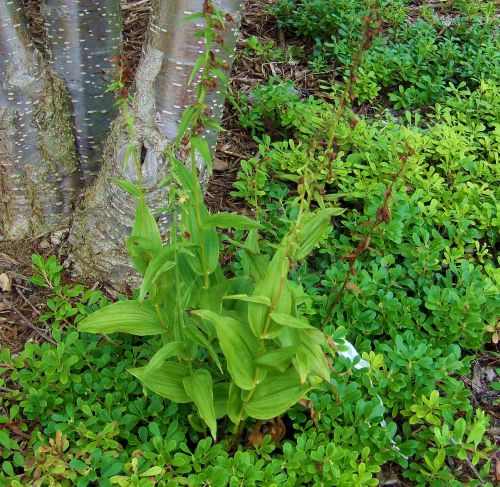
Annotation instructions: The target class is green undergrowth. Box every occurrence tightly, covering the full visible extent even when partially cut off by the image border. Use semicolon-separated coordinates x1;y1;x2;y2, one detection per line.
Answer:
1;0;499;486
271;0;498;108
1;256;494;486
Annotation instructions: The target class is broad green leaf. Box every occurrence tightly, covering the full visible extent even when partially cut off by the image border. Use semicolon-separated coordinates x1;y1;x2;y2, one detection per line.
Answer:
291;210;336;261
295;340;330;383
270;312;313;330
255;347;297;372
213;383;230;419
78;300;166;336
203;213;262;230
183;320;222;373
193;310;258;390
244;369;311;419
192;136;213;173
227;382;244;424
140;261;175;302
183;201;219;276
248;247;289;337
183;370;217;439
128;362;190;403
139;244;195;301
144;342;184;377
223;294;271;306
112;178;141;197
129;199;163;275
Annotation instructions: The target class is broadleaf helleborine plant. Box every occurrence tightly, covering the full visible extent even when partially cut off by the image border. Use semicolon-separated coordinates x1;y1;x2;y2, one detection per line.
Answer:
79;2;342;439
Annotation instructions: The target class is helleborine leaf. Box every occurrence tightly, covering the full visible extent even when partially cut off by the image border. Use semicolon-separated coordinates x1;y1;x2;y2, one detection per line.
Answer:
173;158;195;194
139;261;175;302
270;312;313;330
188;55;206;85
203;213;263;230
291;209;337;261
255;347;298;372
175;105;196;147
227;381;244;424
223;294;271;306
243;369;311;420
183;370;217;439
78;300;166;336
128;362;190;403
132;199;163;251
213;383;230;419
112;178;141;197
139;244;195;301
193;310;258;390
184;202;219;275
129;199;163;275
248;247;289;337
295;340;330;383
183;320;223;373
143;341;185;377
192;136;213;173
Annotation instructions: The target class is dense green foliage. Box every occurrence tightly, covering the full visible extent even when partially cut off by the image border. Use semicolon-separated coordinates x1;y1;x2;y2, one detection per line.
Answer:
271;0;498;107
1;0;498;485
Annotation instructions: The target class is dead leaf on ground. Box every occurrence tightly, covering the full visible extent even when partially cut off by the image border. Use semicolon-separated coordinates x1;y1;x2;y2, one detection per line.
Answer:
0;273;12;292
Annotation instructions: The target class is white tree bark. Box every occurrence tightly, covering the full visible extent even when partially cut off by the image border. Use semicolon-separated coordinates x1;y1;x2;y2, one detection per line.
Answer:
69;0;243;288
0;0;79;239
42;0;122;183
1;0;243;287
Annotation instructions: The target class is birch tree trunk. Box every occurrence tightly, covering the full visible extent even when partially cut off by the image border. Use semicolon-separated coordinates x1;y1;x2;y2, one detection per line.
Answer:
0;0;79;239
69;0;242;287
0;0;243;288
42;0;122;183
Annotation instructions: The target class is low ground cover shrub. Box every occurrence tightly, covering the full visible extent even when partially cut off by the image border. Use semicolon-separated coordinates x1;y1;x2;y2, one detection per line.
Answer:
270;0;498;107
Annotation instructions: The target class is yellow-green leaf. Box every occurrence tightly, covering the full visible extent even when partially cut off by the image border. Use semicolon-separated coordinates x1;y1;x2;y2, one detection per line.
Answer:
128;362;190;403
244;369;310;419
248;247;289;337
255;346;297;372
270;312;313;330
193;310;258;390
78;300;166;336
183;370;217;439
203;213;262;230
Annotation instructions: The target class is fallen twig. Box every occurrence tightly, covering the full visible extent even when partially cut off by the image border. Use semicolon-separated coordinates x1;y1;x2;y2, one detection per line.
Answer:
2;297;56;345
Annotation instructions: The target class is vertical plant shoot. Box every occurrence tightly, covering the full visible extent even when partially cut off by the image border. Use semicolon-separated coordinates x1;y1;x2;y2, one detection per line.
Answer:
149;0;243;151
